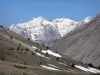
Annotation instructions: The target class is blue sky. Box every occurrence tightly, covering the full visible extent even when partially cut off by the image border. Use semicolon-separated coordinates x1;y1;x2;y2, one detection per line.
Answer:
0;0;100;27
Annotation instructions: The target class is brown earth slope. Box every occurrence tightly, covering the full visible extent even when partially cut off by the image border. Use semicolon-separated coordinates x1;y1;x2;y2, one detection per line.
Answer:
0;26;95;75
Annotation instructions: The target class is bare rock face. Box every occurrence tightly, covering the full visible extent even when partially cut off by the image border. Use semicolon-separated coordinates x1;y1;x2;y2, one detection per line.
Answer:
52;14;100;67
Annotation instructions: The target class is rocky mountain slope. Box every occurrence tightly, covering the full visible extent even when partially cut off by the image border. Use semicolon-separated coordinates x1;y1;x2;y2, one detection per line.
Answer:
52;14;100;67
9;17;92;46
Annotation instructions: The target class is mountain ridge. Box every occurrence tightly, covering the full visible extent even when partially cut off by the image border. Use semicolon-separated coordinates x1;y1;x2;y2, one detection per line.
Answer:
9;16;92;46
51;14;100;67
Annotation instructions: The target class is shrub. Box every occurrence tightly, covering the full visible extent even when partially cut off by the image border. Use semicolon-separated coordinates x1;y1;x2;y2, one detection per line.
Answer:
88;63;94;68
10;36;12;39
31;52;35;55
46;46;49;50
17;46;20;50
9;47;14;50
56;57;60;61
27;38;30;40
23;62;27;65
45;52;49;56
85;63;87;65
39;62;43;65
15;56;18;58
35;49;39;52
21;48;23;51
68;61;70;64
99;66;100;69
65;68;67;70
71;63;75;68
55;51;58;53
25;48;29;51
11;47;14;50
9;48;11;50
18;43;21;46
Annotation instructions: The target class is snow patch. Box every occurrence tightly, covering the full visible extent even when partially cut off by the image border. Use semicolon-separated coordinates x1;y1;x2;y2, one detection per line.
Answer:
88;67;100;73
35;52;50;59
32;46;38;49
58;62;67;66
75;65;90;72
48;64;59;68
75;65;99;73
41;50;62;57
41;65;59;71
83;16;92;23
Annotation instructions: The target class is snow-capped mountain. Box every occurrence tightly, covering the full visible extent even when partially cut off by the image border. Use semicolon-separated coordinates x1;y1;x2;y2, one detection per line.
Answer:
9;16;92;46
52;18;78;36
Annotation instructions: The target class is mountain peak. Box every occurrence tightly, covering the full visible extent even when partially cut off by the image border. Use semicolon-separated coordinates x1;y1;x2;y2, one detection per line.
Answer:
53;18;73;22
38;16;44;19
83;16;92;23
31;16;44;21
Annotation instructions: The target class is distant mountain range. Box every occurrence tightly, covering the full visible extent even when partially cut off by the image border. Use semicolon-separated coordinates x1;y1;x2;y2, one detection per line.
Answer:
9;16;92;46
